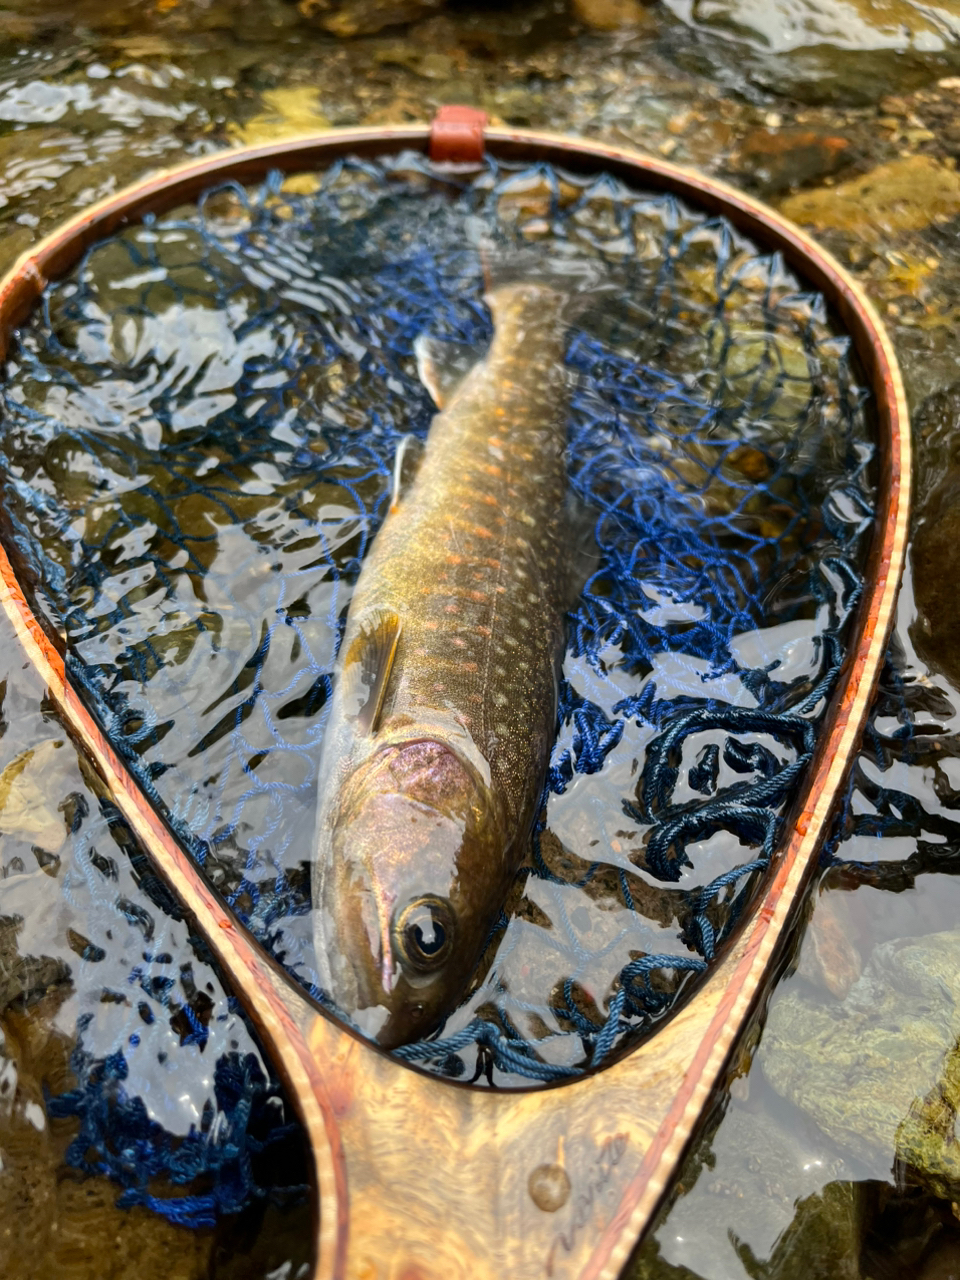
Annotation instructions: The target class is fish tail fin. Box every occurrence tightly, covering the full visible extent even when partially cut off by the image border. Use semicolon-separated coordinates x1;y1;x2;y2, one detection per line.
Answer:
477;234;618;325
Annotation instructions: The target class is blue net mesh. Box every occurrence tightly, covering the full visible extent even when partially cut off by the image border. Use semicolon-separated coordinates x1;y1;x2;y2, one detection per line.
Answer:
821;638;960;889
0;153;878;1210
0;756;308;1230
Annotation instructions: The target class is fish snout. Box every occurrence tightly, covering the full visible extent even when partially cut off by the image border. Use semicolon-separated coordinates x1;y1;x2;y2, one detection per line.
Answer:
319;877;462;1045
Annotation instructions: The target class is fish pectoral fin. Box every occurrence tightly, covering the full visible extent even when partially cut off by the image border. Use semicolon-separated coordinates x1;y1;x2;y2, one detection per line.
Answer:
413;333;482;409
343;609;402;735
390;433;424;511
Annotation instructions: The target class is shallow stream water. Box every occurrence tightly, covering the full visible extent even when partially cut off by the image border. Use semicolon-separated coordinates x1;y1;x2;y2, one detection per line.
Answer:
2;2;960;1278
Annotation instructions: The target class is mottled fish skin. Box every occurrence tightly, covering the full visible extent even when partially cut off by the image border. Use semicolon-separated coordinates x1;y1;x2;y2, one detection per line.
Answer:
312;282;570;1048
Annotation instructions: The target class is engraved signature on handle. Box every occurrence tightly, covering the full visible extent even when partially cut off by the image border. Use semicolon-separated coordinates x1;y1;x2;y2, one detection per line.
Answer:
545;1132;629;1276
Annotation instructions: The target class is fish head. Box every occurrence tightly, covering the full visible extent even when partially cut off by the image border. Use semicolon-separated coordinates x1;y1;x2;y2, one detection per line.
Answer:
315;736;505;1048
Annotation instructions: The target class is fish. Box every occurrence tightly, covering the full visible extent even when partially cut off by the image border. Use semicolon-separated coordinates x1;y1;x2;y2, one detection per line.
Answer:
311;281;572;1048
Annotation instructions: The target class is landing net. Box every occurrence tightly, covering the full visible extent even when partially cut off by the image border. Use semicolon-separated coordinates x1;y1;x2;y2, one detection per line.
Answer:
0;154;876;1215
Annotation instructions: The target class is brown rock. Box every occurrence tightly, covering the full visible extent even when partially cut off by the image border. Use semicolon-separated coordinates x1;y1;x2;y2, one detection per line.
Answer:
300;0;444;37
0;994;213;1280
910;385;960;685
911;490;960;687
798;890;862;1001
737;127;852;195
781;156;960;238
919;1241;960;1280
572;0;651;31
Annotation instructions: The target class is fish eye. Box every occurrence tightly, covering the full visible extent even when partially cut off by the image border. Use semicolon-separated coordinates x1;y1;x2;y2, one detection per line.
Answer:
393;895;455;974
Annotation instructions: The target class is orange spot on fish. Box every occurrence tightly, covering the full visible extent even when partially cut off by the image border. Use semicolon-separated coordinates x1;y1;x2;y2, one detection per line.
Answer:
451;636;467;647
444;604;460;614
468;692;484;704
474;625;492;637
489;436;504;448
468;590;488;603
424;620;439;631
472;525;494;539
461;661;479;672
446;552;464;565
483;464;503;478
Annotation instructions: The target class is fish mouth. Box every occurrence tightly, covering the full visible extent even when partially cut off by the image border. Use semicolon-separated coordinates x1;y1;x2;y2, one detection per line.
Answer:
314;873;393;1015
372;881;397;996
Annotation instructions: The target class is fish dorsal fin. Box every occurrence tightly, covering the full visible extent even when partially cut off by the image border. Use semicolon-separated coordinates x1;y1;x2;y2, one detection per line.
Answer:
343;609;402;735
390;433;424;512
414;334;481;409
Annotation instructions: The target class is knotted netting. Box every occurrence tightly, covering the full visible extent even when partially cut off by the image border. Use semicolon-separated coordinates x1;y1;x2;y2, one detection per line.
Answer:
0;152;877;1213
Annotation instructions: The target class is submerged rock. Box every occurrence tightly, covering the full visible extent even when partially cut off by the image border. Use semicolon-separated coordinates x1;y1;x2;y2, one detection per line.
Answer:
0;994;214;1280
299;0;444;37
780;156;960;238
797;889;862;1002
628;1106;860;1278
897;1036;960;1202
912;481;960;689
736;126;853;195
663;0;960;58
0;739;71;858
572;0;652;31
228;87;331;146
911;385;960;689
738;1181;865;1280
761;929;960;1193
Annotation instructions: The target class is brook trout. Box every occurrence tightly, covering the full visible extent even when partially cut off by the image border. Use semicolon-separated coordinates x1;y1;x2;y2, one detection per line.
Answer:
311;281;571;1048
